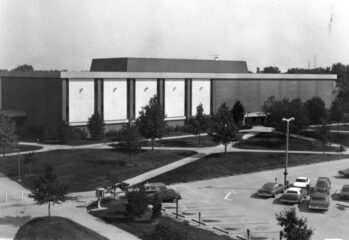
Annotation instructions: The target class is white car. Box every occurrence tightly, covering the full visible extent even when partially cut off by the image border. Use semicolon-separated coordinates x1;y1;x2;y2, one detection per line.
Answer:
292;177;310;189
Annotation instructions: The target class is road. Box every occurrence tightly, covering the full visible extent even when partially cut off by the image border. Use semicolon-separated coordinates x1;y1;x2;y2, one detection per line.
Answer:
163;158;349;240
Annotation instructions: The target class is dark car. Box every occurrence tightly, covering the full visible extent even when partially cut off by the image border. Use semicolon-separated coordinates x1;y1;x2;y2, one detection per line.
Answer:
340;185;349;200
309;192;329;211
147;188;182;203
257;182;286;198
338;168;349;177
314;177;331;194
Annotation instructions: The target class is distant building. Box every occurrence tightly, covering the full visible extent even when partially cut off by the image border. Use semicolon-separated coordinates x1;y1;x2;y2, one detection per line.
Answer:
0;58;337;133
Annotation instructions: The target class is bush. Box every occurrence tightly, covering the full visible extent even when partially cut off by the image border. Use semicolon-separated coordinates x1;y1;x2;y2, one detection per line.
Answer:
73;128;88;140
125;191;149;217
57;121;73;143
87;112;105;140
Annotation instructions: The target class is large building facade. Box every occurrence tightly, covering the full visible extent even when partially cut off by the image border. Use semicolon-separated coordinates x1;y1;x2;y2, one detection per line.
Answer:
0;58;337;132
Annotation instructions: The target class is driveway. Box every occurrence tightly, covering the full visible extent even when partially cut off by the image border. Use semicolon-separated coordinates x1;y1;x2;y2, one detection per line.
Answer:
163;158;349;240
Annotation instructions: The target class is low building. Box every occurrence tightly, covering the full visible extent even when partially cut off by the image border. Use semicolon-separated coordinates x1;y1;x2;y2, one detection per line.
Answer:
0;58;337;134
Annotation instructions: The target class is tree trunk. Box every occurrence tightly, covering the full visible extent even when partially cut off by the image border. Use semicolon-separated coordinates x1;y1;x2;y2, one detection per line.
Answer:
29;164;31;175
128;152;131;165
151;139;154;151
224;143;227;156
48;201;51;223
198;134;201;145
2;146;5;158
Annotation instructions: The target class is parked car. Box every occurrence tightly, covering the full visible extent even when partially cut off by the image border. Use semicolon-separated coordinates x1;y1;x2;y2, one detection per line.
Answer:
141;183;167;194
309;192;329;211
338;168;349;178
293;177;310;189
147;188;182;203
280;187;308;204
340;185;349;200
257;182;286;198
314;177;331;194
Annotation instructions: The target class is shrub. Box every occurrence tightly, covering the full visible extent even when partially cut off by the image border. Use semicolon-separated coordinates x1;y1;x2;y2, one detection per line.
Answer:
73;128;88;139
125;191;149;217
87;112;105;140
57;121;73;144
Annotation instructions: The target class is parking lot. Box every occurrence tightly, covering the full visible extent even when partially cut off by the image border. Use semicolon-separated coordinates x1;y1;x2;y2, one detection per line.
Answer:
163;158;349;240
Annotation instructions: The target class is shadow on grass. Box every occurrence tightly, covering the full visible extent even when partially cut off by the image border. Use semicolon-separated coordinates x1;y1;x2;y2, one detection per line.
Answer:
0;216;31;227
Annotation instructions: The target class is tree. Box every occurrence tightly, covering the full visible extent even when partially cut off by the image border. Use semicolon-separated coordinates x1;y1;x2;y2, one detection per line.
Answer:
136;95;167;151
329;98;344;131
57;121;73;144
23;152;36;175
303;96;327;125
32;166;67;222
232;101;245;127
87;112;105;140
188;104;209;144
209;103;238;155
261;66;281;73
116;124;142;164
11;64;34;72
276;207;313;240
286;67;331;74
125;190;149;217
0;115;18;157
263;97;309;133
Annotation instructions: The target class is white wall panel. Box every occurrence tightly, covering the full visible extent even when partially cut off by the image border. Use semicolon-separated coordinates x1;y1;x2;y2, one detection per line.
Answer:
69;79;94;124
165;79;185;118
192;79;210;115
104;79;127;122
135;79;157;117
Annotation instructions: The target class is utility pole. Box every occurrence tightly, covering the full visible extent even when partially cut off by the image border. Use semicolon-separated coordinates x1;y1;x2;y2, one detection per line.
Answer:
282;117;295;186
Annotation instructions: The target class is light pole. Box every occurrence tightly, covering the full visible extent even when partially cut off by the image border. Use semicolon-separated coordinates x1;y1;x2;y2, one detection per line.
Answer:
282;117;294;187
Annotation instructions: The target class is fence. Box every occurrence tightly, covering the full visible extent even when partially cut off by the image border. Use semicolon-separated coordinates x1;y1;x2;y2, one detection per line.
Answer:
0;190;32;204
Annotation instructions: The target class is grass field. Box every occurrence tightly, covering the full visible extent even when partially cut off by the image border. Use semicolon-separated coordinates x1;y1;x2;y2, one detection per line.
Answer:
329;133;349;147
234;132;339;152
148;152;348;185
0;149;195;192
14;216;108;240
142;135;217;148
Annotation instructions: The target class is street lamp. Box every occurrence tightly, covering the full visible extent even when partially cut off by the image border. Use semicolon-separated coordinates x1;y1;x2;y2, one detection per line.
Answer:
282;117;294;186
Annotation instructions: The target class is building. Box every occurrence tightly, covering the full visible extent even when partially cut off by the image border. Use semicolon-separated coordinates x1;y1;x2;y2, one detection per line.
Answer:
0;58;337;134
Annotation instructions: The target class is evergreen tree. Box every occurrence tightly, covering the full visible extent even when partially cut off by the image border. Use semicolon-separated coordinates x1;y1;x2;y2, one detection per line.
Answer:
303;96;327;125
188;104;209;144
87;112;105;140
232;101;245;127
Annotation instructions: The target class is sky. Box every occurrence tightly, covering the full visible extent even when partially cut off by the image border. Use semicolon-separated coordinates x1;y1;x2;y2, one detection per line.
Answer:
0;0;348;72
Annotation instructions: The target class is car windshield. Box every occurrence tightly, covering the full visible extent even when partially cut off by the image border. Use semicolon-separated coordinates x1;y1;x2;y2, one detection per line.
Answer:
311;196;326;201
316;181;328;187
342;186;349;192
296;179;307;182
263;183;275;189
286;190;298;194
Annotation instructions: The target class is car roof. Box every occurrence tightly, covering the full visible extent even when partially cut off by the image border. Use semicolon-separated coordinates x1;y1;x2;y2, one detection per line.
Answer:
264;182;277;187
296;177;308;180
317;177;330;181
144;182;165;186
287;187;301;192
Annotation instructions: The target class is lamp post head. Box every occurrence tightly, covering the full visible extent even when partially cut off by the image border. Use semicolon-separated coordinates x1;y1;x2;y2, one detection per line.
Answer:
282;117;295;122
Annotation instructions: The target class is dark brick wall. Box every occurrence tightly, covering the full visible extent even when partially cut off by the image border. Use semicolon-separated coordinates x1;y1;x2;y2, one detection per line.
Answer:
2;77;62;131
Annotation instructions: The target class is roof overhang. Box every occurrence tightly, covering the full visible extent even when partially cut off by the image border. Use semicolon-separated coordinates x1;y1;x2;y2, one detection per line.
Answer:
0;109;26;118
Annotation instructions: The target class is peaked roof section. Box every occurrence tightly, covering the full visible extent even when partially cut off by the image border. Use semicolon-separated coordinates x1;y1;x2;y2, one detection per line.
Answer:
90;57;249;73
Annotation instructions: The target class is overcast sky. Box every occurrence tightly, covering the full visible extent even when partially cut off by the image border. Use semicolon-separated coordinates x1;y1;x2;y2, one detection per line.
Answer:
0;0;348;72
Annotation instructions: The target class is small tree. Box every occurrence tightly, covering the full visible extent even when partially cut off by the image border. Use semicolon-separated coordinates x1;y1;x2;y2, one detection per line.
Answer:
136;95;167;151
32;166;67;222
188;104;209;144
23;152;36;175
125;190;149;217
209;103;238;155
87;112;105;140
232;100;245;127
276;207;313;240
117;124;142;165
57;121;73;144
0;115;18;157
105;173;120;198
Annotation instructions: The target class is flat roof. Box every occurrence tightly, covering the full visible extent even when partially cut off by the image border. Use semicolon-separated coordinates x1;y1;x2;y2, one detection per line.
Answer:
0;71;337;80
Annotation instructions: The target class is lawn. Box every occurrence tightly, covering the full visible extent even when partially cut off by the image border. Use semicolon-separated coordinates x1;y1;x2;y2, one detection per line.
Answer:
234;132;339;152
142;135;217;148
329;132;349;147
1;144;42;155
0;149;196;192
14;216;108;240
148;152;348;185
